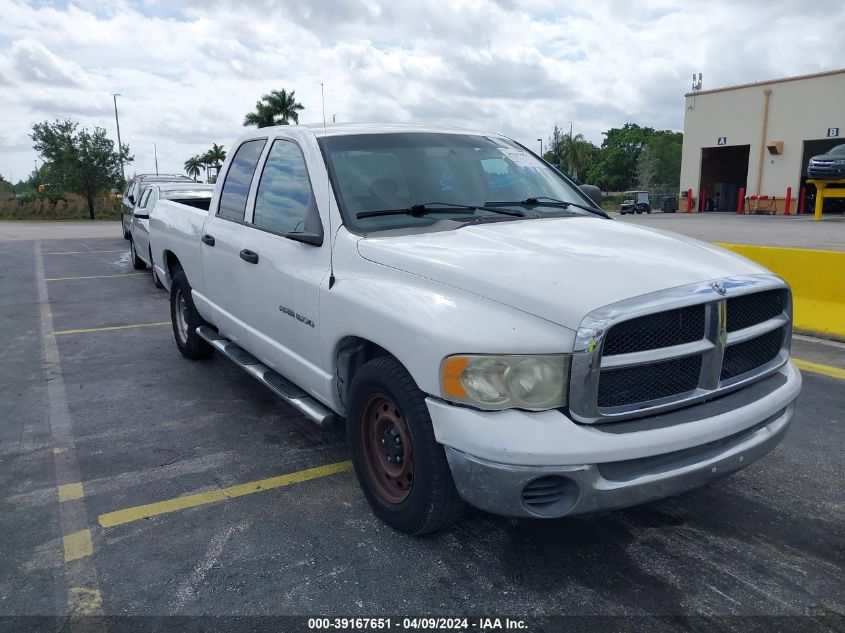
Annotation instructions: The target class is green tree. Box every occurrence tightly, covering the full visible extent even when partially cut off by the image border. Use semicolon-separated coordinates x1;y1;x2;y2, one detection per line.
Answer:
0;174;13;194
184;156;203;181
636;145;657;190
30;119;132;219
205;143;226;171
243;89;304;128
649;131;683;189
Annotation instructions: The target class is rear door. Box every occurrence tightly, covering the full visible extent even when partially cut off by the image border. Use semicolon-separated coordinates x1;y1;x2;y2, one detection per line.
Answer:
198;138;267;345
132;187;157;263
239;137;330;397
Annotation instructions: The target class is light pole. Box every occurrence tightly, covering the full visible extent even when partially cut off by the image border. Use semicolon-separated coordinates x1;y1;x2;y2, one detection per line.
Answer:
537;138;543;157
153;144;159;176
113;93;125;182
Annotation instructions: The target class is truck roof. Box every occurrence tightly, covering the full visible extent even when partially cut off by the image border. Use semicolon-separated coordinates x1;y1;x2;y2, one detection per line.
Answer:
294;122;504;138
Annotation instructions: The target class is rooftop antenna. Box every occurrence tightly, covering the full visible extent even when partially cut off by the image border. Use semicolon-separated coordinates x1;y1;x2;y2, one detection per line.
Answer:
691;72;703;92
322;82;335;289
688;72;703;110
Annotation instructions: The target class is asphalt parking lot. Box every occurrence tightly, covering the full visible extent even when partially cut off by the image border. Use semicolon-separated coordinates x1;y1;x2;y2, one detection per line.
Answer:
1;225;843;628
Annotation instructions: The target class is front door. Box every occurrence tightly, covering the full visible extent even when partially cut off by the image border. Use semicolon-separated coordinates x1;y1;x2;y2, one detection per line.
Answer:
239;138;330;399
198;138;267;345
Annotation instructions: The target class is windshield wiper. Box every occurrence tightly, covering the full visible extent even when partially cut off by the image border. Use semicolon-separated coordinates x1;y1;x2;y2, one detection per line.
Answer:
356;202;524;220
486;197;608;218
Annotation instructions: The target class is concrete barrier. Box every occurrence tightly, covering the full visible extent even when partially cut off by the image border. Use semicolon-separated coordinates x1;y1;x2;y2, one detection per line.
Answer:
716;243;845;339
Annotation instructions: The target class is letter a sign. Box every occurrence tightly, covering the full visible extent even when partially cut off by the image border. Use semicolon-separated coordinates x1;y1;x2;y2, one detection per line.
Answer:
717;137;727;146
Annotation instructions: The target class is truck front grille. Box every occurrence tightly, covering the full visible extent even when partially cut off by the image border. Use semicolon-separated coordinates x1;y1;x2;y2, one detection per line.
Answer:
603;305;705;355
568;278;791;423
726;289;784;332
721;327;785;381
598;355;702;408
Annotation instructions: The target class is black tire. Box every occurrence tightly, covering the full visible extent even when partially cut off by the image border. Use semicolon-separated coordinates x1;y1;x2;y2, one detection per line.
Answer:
129;237;146;270
347;356;463;534
169;270;213;360
150;248;164;288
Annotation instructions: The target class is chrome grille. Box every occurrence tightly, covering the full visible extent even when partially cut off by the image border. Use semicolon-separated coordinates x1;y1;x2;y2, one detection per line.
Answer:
603;305;705;355
721;327;785;380
726;289;784;332
598;355;702;408
568;275;792;424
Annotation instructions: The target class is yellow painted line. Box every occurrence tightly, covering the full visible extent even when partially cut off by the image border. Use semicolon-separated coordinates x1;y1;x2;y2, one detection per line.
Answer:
45;273;145;281
53;447;67;455
58;482;84;502
68;587;102;615
45;250;125;255
793;358;845;381
99;460;353;528
63;529;93;562
54;322;170;336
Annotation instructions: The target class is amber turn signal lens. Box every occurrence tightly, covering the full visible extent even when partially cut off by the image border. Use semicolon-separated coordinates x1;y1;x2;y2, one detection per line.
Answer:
441;356;470;397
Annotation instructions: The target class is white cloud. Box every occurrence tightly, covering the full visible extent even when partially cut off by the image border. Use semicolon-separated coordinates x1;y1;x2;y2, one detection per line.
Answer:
0;0;843;182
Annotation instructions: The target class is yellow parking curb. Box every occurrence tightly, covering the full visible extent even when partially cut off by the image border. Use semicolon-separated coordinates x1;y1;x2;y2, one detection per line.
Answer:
793;358;845;380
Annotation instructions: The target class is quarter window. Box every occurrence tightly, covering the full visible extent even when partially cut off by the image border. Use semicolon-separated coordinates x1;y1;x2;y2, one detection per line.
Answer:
218;139;267;221
253;139;320;235
138;188;151;208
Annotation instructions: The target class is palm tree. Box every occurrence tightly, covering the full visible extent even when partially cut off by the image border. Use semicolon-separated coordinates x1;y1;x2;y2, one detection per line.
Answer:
243;89;304;128
556;133;591;181
206;143;226;170
184;156;202;181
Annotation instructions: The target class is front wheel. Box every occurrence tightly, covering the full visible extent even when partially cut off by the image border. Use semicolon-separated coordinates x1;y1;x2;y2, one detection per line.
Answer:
169;270;213;360
347;356;463;534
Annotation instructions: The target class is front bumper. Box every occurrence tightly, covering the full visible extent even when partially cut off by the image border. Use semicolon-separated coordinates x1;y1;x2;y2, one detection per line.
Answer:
429;361;801;518
444;403;793;518
808;166;845;179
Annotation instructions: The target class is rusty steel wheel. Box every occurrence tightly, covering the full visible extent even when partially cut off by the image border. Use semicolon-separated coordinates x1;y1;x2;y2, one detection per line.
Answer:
360;393;413;504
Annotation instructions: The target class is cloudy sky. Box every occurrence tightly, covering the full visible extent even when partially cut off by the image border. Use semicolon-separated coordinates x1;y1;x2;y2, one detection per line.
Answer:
1;0;843;182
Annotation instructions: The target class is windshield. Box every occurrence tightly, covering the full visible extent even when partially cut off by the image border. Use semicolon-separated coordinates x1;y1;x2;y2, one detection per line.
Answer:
829;144;845;156
319;132;590;232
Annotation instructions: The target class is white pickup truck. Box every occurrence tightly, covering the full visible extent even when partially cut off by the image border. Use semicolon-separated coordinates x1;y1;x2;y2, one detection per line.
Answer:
149;123;801;534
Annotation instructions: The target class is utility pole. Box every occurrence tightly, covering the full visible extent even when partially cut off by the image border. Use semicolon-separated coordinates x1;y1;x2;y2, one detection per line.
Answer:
113;93;125;182
153;144;159;176
537;138;543;157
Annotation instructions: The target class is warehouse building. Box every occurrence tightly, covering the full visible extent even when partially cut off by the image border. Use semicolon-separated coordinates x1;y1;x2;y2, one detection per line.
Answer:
679;68;845;214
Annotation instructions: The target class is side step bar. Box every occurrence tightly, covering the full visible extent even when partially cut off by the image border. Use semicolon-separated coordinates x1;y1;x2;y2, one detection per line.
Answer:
196;326;336;428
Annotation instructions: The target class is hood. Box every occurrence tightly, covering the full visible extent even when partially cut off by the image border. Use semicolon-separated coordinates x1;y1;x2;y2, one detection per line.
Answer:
356;216;768;330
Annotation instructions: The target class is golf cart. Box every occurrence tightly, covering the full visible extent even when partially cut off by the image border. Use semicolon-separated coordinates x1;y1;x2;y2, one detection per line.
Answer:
620;191;651;214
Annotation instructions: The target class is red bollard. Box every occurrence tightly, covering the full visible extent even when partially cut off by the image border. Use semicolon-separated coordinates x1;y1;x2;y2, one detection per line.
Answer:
687;188;693;212
738;187;745;214
784;186;792;215
798;186;806;215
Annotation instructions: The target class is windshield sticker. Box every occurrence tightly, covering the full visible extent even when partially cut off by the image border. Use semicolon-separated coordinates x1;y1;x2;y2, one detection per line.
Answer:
497;147;537;168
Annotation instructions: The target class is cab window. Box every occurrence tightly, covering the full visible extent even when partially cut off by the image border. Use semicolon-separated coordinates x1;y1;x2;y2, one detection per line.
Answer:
218;139;267;221
138;188;151;209
253;139;321;235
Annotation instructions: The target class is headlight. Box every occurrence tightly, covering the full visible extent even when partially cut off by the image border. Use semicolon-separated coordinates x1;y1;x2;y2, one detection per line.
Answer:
440;354;570;411
834;159;845;166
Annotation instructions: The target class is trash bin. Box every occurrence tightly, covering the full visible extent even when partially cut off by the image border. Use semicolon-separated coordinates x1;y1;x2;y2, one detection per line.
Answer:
662;196;678;213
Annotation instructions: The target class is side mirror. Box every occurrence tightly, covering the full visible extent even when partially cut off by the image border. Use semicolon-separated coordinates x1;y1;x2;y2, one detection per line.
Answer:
579;184;602;208
127;194;135;205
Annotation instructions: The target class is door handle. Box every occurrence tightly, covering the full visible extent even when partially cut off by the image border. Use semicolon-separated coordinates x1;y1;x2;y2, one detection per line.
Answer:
201;234;215;246
239;249;259;264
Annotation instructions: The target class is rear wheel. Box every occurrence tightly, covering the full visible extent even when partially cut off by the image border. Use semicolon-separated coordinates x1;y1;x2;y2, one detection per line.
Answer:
169;270;213;360
129;238;146;270
150;248;164;288
347;356;463;534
